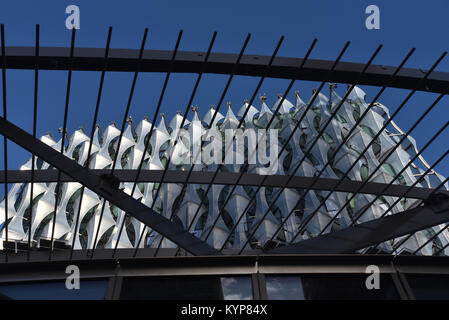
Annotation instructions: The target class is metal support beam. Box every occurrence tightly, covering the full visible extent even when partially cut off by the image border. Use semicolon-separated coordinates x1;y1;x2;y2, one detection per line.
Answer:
0;169;443;200
0;116;220;256
1;47;449;94
268;194;449;254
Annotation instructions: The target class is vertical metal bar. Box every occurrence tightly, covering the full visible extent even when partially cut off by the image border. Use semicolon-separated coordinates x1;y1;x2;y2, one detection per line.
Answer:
140;31;219;257
48;27;76;260
111;28;148;176
155;35;285;257
68;27;113;260
200;39;319;250
288;51;447;244
0;24;8;262
127;30;184;257
85;27;147;259
133;32;249;257
113;31;218;258
237;44;381;254
27;24;39;260
216;42;351;252
93;30;183;260
169;36;287;255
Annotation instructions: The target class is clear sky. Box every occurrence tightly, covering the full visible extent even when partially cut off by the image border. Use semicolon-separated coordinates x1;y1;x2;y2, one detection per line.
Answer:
0;0;448;181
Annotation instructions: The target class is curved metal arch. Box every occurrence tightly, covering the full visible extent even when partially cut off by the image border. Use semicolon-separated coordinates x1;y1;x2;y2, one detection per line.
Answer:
2;47;449;94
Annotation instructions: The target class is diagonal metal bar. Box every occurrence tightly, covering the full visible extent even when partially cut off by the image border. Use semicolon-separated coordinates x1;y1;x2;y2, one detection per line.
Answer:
411;222;449;255
48;27;76;260
319;94;444;239
268;179;449;255
408;175;449;255
368;150;449;253
350;116;448;226
0;116;220;256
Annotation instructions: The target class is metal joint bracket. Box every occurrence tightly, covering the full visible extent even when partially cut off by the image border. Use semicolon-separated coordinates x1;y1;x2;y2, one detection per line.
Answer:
99;174;120;191
424;192;449;214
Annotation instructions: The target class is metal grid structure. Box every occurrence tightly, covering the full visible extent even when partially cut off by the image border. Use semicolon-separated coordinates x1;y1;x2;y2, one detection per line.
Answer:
0;25;449;263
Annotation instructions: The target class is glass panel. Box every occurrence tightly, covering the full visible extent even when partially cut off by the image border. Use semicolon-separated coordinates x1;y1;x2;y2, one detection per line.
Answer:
0;279;108;300
220;277;253;300
406;274;449;300
266;276;305;300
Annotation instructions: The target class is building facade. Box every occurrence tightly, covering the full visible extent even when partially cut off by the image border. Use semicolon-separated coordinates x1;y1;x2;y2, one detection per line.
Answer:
1;86;448;255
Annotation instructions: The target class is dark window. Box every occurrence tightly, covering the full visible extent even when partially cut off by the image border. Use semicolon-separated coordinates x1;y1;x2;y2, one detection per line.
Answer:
266;274;400;300
120;276;252;300
405;274;449;300
0;279;108;300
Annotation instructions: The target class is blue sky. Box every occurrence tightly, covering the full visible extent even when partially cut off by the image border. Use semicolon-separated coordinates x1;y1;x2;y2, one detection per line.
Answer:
0;0;448;180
